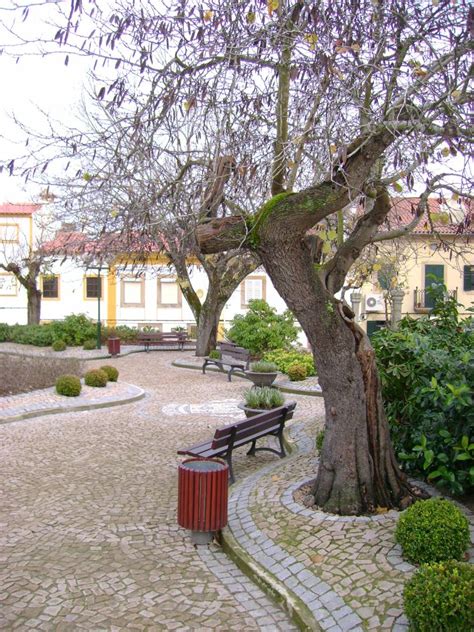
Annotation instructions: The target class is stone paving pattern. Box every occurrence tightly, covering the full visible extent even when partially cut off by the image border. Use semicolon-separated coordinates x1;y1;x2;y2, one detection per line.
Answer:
1;351;297;631
1;347;472;631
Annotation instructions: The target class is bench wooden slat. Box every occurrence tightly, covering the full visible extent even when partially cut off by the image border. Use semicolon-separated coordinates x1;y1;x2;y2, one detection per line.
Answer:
202;342;250;381
137;331;188;351
177;403;295;483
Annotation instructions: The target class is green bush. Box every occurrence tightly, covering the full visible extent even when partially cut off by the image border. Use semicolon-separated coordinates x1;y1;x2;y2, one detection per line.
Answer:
83;338;97;351
227;299;299;355
84;369;108;387
50;314;97;346
395;498;470;564
244;386;285;409
56;374;82;397
316;429;325;452
102;325;139;343
100;365;119;382
373;288;474;495
287;362;308;381
208;349;220;359
403;560;474;632
249;360;278;373
7;324;55;346
264;348;316;377
0;322;10;342
52;339;67;352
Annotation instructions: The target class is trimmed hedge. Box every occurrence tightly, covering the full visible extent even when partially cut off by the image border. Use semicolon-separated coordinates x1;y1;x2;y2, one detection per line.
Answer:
396;498;470;564
84;369;108;387
100;365;119;382
52;339;67;352
56;375;82;397
83;339;97;351
403;560;473;632
287;362;308;381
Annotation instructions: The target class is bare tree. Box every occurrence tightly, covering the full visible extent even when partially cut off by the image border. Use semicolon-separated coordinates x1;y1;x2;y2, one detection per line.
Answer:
2;0;473;513
0;203;58;324
16;101;259;354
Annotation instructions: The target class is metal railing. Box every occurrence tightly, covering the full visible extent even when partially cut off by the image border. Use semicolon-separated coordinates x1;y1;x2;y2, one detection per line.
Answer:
413;288;457;312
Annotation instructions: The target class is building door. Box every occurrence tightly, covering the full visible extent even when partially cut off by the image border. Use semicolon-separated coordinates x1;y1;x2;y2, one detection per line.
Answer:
424;264;444;309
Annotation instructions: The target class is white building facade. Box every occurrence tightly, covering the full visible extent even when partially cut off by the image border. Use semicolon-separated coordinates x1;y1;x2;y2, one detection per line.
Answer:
0;203;291;336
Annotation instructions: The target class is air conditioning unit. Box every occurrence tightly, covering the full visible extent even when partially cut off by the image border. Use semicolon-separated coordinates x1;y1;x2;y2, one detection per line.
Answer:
365;293;384;312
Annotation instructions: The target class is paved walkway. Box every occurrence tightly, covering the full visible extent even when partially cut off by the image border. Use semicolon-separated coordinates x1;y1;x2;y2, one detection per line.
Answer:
1;348;473;631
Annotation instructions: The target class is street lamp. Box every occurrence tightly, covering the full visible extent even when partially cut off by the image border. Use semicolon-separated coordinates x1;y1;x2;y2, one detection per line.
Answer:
89;263;108;349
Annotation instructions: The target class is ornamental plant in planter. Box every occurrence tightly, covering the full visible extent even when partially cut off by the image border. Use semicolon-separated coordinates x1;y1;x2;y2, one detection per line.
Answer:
239;386;296;418
245;360;279;387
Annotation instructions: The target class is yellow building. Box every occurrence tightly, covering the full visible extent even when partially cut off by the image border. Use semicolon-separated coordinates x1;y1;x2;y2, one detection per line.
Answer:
354;197;474;335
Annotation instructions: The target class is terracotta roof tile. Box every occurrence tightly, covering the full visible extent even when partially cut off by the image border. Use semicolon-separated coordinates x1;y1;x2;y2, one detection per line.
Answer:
0;203;42;215
384;197;473;235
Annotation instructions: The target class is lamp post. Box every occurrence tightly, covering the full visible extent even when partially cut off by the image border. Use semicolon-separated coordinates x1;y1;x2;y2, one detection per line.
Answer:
90;264;107;350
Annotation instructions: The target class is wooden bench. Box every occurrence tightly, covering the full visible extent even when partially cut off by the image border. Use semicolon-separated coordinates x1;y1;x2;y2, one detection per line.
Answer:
177;403;296;483
202;342;250;382
137;331;188;352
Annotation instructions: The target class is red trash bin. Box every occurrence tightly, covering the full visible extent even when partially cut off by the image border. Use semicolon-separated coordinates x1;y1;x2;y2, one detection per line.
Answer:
178;458;228;544
107;338;121;356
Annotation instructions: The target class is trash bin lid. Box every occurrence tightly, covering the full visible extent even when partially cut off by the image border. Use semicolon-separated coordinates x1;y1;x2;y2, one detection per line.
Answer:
181;459;227;472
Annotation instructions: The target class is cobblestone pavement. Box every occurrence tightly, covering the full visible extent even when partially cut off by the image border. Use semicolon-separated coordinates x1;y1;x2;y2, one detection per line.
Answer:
1;348;473;631
1;351;299;631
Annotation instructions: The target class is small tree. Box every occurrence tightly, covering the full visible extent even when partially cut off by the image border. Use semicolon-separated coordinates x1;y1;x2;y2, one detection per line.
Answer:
227;299;299;356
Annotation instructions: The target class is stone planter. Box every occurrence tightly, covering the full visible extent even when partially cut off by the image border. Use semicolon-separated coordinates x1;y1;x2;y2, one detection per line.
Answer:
244;370;279;388
238;401;296;419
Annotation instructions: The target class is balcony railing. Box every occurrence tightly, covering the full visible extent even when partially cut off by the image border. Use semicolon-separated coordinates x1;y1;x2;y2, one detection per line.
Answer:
413;288;457;313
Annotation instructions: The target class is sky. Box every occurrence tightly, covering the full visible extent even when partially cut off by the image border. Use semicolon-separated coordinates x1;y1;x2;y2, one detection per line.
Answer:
0;1;92;202
0;1;471;205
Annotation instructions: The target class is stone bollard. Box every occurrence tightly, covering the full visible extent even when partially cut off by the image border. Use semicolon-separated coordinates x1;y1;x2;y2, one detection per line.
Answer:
350;292;362;322
390;288;405;329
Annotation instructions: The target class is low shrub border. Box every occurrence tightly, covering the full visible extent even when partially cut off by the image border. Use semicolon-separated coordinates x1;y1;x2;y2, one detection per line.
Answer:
56;375;82;397
403;560;473;632
84;369;108;387
395;498;470;564
52;340;67;352
287;362;308;381
100;365;119;382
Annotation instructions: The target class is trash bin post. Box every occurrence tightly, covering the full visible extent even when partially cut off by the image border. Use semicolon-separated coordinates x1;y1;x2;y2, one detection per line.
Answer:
178;458;228;545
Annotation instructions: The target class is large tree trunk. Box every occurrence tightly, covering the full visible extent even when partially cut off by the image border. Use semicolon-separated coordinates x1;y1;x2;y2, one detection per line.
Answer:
27;287;42;325
195;300;222;356
258;235;420;515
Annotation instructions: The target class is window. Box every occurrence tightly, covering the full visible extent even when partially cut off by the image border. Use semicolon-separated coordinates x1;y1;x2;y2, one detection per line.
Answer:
85;276;102;299
241;276;266;307
463;265;474;291
120;276;144;307
0;274;18;296
42;275;59;299
0;223;19;242
157;276;181;307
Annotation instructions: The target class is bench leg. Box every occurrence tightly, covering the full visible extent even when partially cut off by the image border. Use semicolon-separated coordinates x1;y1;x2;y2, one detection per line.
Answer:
202;359;208;375
276;430;286;458
246;440;257;456
224;453;235;485
227;367;234;382
250;433;286;459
